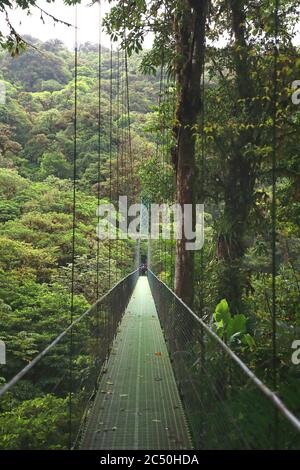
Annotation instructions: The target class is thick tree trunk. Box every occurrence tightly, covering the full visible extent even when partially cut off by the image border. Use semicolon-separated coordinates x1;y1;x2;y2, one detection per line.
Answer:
175;125;195;305
217;155;255;313
173;0;208;307
217;0;258;312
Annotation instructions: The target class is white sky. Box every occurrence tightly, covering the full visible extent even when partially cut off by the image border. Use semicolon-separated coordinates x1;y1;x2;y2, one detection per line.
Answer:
1;0;153;50
1;0;299;50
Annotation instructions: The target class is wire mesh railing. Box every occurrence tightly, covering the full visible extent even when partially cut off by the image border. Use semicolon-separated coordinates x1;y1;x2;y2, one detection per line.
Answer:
0;269;139;450
148;270;300;450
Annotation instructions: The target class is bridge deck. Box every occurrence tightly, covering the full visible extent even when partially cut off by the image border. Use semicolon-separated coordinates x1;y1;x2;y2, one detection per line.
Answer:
81;276;192;450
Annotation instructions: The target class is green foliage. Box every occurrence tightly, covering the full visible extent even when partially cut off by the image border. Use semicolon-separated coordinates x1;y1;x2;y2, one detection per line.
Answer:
0;394;69;449
0;39;160;191
213;299;255;350
39;151;72;179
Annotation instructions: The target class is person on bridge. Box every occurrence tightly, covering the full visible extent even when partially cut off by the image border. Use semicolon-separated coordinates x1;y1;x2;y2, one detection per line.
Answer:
139;262;148;276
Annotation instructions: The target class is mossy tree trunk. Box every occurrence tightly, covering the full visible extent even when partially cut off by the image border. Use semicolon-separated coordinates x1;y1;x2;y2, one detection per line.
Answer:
173;0;208;307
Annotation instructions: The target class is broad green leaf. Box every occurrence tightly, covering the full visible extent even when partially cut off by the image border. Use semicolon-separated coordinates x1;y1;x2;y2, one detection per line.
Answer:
214;299;230;324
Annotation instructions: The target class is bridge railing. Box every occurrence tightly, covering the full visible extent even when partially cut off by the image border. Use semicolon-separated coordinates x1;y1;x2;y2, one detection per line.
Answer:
0;269;139;450
148;270;300;450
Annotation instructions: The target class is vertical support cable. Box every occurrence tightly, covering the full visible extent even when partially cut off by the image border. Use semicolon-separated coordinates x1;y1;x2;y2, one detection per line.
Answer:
163;73;168;280
199;52;206;400
123;37;133;183
122;47;131;275
120;2;132;270
272;0;280;394
96;0;102;301
108;42;113;290
116;46;120;284
170;84;176;288
199;55;206;320
271;0;280;450
156;55;164;275
120;6;133;270
120;48;125;277
69;4;78;450
96;0;102;353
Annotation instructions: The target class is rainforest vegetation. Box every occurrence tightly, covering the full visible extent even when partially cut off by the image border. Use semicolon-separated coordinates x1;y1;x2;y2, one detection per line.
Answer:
0;0;299;449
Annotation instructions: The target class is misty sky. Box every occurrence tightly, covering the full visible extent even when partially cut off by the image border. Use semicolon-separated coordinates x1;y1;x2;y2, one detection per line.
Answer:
1;0;148;50
1;0;300;50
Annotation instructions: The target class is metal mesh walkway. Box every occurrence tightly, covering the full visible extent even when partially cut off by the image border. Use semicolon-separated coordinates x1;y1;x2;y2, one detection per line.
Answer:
80;276;192;450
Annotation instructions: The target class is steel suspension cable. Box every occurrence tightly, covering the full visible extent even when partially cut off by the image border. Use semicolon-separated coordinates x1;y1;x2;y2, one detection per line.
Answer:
199;48;206;320
96;0;102;302
199;48;207;397
108;42;113;289
119;2;134;268
163;72;168;279
69;4;78;449
122;47;131;273
271;0;280;450
121;8;133;187
156;55;164;273
95;0;102;360
122;42;135;268
120;48;125;197
116;46;121;284
119;48;125;277
170;83;176;288
271;0;280;394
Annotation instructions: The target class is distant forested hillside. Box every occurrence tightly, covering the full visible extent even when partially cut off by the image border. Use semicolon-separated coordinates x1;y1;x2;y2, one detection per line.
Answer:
0;38;160;432
0;36;159;185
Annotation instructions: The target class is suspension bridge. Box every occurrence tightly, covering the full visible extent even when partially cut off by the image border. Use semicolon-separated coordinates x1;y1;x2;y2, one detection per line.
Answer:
0;268;300;450
0;0;299;453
